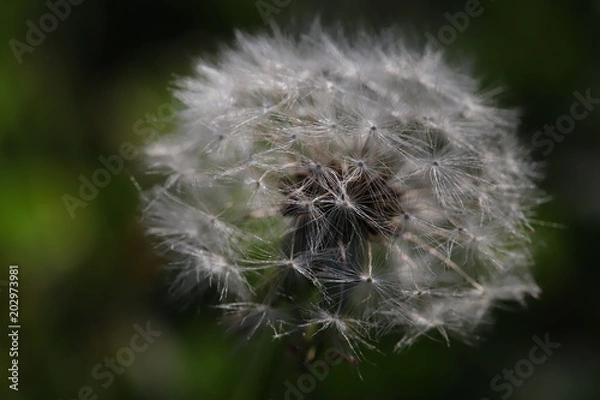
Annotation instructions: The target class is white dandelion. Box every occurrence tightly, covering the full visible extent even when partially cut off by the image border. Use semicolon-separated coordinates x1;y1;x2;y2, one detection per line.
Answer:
141;23;543;360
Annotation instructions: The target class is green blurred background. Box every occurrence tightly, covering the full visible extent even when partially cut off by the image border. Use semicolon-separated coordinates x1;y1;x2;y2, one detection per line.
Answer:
1;0;600;399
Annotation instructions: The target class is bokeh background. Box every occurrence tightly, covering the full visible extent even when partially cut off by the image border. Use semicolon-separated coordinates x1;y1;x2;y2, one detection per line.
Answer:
2;0;600;399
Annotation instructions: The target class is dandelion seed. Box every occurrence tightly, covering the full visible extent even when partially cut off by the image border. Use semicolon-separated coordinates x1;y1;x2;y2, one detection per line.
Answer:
141;23;543;360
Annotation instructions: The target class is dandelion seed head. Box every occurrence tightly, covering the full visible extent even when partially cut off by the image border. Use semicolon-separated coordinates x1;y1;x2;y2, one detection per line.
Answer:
142;23;542;359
